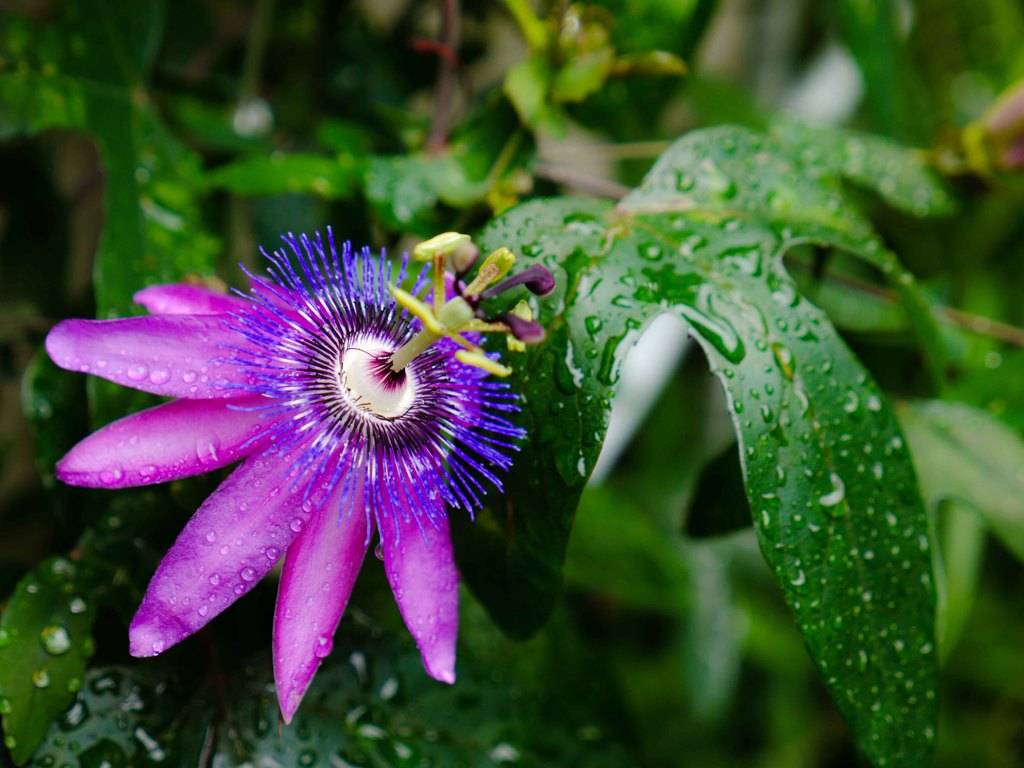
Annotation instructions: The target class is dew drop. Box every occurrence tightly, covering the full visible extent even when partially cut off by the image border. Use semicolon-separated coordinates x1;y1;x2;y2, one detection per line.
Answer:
819;472;846;511
240;567;256;581
149;368;171;385
126;364;148;381
68;596;87;614
32;668;51;688
314;633;334;658
40;624;72;656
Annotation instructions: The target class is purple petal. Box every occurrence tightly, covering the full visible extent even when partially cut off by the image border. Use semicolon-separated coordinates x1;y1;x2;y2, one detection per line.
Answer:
129;443;317;657
46;315;254;399
378;513;459;684
56;397;270;489
134;284;249;316
273;482;370;723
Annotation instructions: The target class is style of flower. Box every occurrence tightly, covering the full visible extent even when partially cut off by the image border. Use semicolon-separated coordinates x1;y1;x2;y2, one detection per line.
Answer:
45;229;551;722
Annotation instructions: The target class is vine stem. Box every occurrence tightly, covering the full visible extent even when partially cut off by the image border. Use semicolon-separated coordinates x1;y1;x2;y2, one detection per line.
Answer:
426;0;460;153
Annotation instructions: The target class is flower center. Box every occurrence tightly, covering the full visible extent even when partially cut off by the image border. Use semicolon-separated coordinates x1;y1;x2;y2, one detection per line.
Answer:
338;340;415;420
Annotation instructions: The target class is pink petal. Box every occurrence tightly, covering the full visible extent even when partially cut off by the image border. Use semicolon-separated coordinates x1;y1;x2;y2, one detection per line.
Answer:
134;284;249;316
273;481;370;723
46;315;255;399
379;512;460;684
56;397;271;488
128;443;319;657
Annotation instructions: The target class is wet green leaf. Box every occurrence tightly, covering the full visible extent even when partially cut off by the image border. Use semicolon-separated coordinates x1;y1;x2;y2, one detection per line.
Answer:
0;558;95;763
462;125;939;766
27;666;197;767
771;119;955;217
899;399;1024;563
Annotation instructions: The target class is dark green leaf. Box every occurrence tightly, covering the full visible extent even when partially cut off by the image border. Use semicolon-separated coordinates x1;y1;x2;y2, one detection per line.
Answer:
565;485;692;613
0;558;94;763
20;351;87;486
0;0;219;423
685;442;751;538
946;348;1024;433
28;666;198;767
464;125;938;766
204;152;363;199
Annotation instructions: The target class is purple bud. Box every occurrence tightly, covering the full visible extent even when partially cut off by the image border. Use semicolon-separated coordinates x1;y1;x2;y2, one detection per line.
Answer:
500;313;546;344
481;265;556;300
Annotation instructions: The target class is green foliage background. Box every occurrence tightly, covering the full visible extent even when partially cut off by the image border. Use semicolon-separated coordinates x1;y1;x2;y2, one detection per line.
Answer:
2;1;1024;766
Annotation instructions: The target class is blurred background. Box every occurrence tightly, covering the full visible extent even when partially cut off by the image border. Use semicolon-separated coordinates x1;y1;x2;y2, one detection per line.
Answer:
2;0;1024;766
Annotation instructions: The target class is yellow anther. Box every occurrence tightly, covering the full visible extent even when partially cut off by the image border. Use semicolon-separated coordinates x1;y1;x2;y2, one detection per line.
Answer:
413;232;471;262
455;349;513;377
389;284;446;335
463;248;516;296
464;319;511;333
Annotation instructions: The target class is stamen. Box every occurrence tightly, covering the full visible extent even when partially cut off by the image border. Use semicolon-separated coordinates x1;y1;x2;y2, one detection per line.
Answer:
387;232;546;378
454;350;512;377
462;248;516;297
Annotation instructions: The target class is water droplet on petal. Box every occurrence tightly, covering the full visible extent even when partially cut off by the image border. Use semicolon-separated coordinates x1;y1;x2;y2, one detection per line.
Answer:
126;364;148;381
314;634;333;658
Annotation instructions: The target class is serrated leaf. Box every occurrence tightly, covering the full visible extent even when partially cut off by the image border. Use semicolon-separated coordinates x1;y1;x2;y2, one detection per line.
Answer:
899;399;1024;562
0;0;219;423
462;125;938;766
204;152;363;199
0;558;94;763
